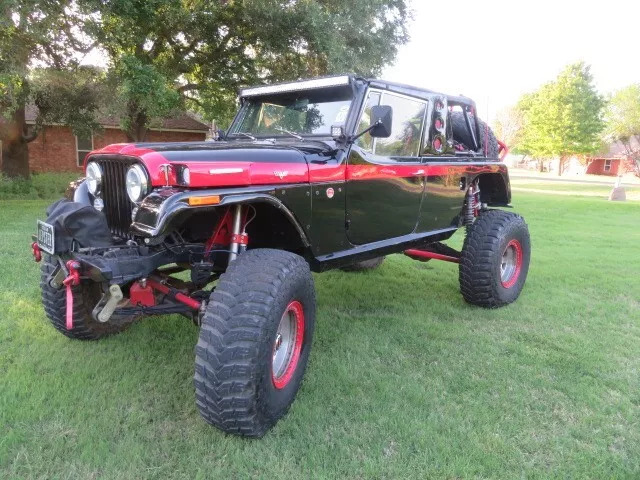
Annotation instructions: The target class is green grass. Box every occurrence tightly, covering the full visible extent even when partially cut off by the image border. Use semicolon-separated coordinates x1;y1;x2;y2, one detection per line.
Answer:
511;180;640;193
510;180;640;201
1;193;639;479
0;172;79;201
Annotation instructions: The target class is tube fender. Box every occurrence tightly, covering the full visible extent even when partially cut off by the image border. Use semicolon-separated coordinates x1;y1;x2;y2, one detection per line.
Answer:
131;189;310;247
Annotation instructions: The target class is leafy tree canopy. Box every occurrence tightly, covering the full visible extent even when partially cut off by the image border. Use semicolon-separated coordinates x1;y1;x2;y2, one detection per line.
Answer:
493;105;524;152
604;84;640;176
84;0;411;137
604;84;640;145
0;0;100;177
515;62;605;173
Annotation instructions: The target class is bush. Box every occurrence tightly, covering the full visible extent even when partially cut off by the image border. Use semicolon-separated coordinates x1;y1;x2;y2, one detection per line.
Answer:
0;172;80;200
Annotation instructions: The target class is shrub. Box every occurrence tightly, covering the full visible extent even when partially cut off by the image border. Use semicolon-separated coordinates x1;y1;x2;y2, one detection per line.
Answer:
0;172;79;200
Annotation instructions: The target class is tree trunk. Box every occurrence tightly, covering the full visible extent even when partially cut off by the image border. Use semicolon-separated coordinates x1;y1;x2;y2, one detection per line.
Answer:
125;102;149;142
0;106;31;179
557;156;565;176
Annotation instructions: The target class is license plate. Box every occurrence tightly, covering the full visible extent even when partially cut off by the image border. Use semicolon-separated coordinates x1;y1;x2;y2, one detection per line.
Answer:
37;220;55;254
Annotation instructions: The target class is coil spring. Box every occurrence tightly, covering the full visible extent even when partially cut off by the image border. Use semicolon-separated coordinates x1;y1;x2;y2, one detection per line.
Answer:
465;181;480;233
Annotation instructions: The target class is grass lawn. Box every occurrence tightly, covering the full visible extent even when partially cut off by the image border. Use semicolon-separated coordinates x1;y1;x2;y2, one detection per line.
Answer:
1;192;639;479
510;180;640;202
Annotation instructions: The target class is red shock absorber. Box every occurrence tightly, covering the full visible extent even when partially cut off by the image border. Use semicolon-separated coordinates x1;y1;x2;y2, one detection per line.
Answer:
204;205;250;262
228;204;244;262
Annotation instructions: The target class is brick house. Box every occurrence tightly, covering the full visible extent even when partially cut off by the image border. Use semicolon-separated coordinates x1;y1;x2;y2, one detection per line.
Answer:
586;140;638;176
2;107;210;173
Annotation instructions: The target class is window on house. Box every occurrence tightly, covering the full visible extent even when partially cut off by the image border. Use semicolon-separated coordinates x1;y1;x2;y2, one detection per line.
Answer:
76;132;93;167
604;159;612;172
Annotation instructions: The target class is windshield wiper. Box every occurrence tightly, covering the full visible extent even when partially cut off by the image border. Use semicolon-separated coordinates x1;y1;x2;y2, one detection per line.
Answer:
229;132;256;141
275;127;303;140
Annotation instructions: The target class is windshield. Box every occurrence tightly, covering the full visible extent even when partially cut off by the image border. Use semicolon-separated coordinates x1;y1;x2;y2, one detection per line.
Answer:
230;88;353;137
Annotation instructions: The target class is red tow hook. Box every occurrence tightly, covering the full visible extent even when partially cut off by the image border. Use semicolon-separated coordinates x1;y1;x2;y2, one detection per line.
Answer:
31;242;42;262
62;261;81;330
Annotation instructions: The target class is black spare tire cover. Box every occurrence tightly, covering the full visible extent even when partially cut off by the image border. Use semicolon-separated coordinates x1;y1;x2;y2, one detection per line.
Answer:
45;199;113;253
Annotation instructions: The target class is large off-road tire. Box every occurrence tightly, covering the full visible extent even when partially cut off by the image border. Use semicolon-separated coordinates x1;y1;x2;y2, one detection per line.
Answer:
194;249;316;437
340;256;385;272
40;255;134;340
450;111;499;159
459;210;530;308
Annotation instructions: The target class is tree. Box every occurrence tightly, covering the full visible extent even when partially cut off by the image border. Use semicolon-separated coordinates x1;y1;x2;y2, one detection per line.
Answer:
86;0;411;140
493;105;524;150
604;84;640;177
517;62;605;175
0;1;99;178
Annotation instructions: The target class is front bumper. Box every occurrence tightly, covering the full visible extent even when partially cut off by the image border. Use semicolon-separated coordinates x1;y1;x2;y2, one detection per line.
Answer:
71;246;183;284
34;197;190;285
35;241;186;286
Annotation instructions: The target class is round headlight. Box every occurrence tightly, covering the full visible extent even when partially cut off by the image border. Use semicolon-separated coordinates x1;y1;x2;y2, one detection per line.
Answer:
126;164;149;203
86;162;102;195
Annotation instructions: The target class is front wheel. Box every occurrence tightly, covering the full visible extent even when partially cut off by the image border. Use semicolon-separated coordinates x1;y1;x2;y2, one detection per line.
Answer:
459;210;531;307
40;255;135;340
194;249;316;437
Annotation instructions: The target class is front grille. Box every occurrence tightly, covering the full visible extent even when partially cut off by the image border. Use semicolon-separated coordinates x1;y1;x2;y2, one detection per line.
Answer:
96;157;135;238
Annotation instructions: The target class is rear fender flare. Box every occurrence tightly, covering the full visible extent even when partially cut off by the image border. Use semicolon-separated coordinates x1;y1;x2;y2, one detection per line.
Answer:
473;172;511;206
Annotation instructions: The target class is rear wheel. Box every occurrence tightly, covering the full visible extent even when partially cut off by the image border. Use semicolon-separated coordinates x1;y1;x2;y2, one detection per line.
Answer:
459;210;530;307
340;256;385;272
40;255;135;340
194;248;316;437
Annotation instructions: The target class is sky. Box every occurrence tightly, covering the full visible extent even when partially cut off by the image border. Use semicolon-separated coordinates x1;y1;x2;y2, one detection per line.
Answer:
383;0;639;122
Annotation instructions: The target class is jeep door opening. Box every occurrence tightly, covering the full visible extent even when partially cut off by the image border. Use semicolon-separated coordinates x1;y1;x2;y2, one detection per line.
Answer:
33;74;531;437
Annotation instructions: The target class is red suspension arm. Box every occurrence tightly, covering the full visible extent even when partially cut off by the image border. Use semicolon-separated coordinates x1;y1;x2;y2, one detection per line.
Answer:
404;249;460;264
146;278;202;310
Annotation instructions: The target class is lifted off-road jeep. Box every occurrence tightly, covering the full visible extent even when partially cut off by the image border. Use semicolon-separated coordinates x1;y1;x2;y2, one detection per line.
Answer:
33;75;530;437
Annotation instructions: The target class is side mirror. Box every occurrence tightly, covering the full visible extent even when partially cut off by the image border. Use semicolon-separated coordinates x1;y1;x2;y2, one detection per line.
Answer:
348;105;394;144
369;105;392;138
216;128;226;140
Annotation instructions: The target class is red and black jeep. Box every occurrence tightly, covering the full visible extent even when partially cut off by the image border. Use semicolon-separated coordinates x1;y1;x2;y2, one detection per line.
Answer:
33;75;530;437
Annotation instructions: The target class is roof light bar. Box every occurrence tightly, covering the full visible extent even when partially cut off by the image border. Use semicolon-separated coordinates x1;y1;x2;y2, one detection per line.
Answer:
240;75;351;97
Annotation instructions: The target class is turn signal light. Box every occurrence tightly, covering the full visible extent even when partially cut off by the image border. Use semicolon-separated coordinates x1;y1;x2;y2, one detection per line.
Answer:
188;195;221;206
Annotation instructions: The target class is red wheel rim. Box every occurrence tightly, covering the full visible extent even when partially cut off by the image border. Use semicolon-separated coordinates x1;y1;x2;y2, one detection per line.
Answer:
272;300;305;389
500;239;523;288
